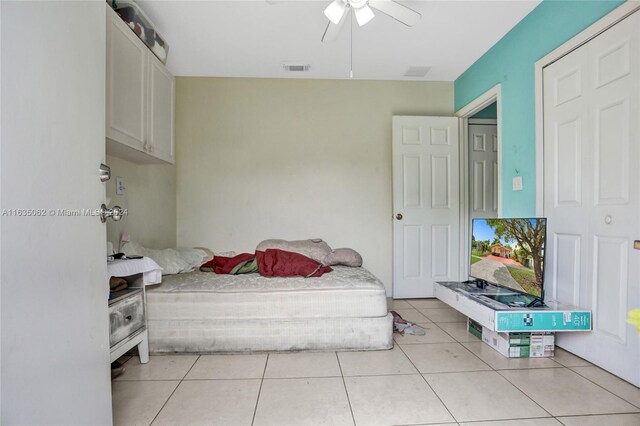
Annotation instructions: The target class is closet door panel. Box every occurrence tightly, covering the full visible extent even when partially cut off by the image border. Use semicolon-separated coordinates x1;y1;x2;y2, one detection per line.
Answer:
544;10;640;387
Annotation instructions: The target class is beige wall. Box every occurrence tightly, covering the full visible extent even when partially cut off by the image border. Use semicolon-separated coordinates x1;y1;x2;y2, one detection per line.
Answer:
176;77;453;293
106;155;176;250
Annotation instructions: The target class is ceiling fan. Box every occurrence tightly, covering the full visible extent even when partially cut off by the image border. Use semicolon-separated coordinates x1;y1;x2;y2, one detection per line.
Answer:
321;0;421;43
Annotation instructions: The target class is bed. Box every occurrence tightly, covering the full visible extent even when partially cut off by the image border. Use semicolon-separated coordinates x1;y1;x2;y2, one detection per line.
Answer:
145;265;393;353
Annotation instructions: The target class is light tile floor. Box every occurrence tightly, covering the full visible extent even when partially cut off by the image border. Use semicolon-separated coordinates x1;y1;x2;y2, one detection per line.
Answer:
112;299;640;426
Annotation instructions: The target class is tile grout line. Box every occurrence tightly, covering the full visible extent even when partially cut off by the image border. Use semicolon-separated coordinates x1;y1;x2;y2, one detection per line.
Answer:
498;366;640;414
335;351;357;426
250;353;270;426
418;368;504;375
460;415;559;424
475;340;640;417
494;367;557;419
402;320;555;422
564;367;640;411
436;322;480;344
394;342;459;424
396;340;482;346
455;338;494;370
553;412;640;420
148;354;201;426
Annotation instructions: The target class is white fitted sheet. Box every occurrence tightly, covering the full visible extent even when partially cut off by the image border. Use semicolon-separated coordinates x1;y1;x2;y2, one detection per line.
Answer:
146;266;388;320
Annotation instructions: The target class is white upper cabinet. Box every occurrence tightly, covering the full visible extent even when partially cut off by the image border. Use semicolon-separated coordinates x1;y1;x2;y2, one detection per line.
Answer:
147;55;175;163
106;6;174;164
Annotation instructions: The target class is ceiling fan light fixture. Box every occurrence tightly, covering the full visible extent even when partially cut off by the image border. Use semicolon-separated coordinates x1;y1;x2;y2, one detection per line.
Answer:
324;0;347;25
354;4;375;26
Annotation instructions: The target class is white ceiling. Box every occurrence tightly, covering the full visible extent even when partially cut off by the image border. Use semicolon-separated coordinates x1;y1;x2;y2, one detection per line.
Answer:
137;0;541;81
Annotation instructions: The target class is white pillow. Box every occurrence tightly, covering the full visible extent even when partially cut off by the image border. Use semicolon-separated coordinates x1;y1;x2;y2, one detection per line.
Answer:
122;240;206;275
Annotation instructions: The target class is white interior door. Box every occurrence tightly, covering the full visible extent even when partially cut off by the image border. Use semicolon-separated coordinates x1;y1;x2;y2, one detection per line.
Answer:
1;2;112;423
392;116;460;298
543;10;640;386
468;123;498;220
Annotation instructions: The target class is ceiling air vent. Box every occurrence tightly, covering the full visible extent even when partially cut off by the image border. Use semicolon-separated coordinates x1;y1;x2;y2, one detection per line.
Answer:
404;66;431;78
282;63;311;72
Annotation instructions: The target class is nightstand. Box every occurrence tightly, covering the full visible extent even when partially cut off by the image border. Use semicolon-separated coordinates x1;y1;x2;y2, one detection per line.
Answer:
109;287;149;363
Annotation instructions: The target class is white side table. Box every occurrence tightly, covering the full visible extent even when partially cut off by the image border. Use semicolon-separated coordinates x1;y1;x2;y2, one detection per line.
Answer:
107;257;162;363
109;287;149;363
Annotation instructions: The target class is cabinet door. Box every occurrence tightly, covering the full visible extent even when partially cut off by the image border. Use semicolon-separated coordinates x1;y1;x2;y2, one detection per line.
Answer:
148;54;175;164
109;291;145;347
106;9;146;150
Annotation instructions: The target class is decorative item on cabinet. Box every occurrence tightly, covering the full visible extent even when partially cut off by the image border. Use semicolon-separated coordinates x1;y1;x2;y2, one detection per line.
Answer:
109;0;169;64
106;4;175;164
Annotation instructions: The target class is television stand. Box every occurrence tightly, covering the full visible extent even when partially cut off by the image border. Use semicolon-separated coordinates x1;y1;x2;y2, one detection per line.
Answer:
434;281;591;333
464;278;488;289
462;279;547;308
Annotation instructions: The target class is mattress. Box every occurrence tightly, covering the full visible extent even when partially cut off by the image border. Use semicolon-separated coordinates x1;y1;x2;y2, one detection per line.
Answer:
148;314;394;353
146;265;388;320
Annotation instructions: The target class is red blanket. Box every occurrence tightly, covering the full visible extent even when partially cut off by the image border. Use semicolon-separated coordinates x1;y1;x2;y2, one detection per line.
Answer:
202;252;255;274
201;249;332;278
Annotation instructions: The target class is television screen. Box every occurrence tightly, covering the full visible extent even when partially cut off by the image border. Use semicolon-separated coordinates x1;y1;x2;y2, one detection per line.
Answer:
470;218;547;299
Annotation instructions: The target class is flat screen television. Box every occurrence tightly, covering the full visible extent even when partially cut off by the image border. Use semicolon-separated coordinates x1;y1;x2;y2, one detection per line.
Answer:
470;218;547;300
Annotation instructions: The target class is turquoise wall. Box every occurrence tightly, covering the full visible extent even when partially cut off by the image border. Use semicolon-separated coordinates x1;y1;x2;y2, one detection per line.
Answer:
455;0;624;217
471;102;497;119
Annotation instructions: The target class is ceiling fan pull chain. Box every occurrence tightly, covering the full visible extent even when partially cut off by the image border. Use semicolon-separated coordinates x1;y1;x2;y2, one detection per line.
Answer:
350;11;353;79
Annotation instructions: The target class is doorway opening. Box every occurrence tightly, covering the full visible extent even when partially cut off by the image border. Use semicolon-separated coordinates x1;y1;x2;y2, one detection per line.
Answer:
455;85;502;279
468;104;498;222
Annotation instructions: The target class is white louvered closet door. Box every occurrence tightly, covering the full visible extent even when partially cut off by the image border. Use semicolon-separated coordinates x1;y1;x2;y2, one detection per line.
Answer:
543;10;640;386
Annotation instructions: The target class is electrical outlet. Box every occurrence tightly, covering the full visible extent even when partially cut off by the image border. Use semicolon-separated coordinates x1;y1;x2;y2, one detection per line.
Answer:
512;176;523;191
116;177;125;195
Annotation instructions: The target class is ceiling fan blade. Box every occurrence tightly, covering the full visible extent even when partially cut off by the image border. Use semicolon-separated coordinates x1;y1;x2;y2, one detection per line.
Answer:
324;0;347;25
321;17;346;43
354;4;375;27
368;0;421;27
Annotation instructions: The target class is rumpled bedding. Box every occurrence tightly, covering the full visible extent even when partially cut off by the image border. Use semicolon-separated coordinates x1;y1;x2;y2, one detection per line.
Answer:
122;240;207;275
256;239;363;267
200;249;333;278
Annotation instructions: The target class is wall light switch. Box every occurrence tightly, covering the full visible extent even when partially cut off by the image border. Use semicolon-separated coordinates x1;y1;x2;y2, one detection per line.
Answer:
116;176;125;195
512;176;523;191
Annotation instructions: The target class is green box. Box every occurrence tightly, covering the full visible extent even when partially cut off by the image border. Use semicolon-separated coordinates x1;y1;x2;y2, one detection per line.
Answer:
467;318;483;340
508;333;531;345
507;345;530;358
482;326;555;358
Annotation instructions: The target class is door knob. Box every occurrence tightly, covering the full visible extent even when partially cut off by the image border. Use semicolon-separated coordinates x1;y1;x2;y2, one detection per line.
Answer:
605;215;612;224
99;204;124;223
396;213;403;220
99;163;111;182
